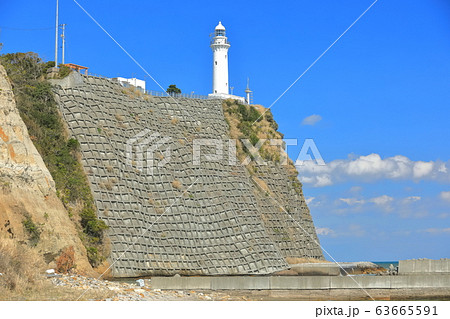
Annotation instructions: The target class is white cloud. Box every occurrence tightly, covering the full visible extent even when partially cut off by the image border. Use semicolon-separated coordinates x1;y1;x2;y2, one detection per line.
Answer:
315;225;365;237
305;197;315;205
315;175;332;187
402;196;422;205
301;114;322;126
316;227;335;236
338;195;393;212
349;186;362;193
438;213;450;219
440;191;450;202
369;195;394;206
348;224;366;237
339;198;365;206
422;228;450;234
333;195;427;217
296;153;450;187
413;161;434;178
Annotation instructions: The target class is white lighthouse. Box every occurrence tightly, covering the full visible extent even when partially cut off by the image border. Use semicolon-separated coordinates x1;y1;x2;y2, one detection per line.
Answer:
210;21;230;95
208;21;246;103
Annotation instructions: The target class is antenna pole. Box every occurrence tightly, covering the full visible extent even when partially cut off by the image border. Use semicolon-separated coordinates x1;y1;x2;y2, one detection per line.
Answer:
55;0;59;67
61;23;66;64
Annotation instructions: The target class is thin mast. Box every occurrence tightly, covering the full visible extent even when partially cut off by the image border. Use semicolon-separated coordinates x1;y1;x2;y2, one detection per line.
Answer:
55;0;59;66
61;23;66;64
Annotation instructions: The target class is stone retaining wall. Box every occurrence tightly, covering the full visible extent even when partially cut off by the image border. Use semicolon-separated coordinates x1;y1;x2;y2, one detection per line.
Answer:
52;74;323;276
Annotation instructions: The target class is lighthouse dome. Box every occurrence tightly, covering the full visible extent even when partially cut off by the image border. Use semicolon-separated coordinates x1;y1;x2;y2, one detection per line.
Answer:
215;21;226;31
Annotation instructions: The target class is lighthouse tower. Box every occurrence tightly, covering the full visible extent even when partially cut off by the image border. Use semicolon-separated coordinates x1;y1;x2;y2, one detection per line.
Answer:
210;21;230;95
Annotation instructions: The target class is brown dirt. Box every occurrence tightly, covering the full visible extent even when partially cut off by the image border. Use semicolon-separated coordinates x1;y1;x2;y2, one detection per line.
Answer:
285;257;331;264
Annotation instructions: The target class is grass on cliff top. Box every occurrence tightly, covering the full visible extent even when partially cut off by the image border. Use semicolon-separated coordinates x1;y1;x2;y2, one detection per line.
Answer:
222;99;299;178
0;52;108;267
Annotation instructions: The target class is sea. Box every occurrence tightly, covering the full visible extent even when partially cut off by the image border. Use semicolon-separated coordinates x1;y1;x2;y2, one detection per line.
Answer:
372;261;399;269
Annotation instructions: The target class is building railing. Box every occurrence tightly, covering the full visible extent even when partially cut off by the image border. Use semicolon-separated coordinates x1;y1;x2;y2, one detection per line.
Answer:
145;89;210;100
81;72;228;101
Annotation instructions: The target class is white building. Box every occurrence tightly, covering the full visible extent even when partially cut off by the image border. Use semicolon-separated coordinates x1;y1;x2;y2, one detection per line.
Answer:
208;22;245;104
115;77;146;92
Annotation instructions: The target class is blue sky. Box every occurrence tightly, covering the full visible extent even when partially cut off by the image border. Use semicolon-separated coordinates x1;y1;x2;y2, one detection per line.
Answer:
1;0;449;261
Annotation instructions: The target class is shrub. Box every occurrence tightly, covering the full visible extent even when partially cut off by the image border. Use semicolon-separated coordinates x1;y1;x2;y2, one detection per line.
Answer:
265;111;278;130
115;113;124;121
237;103;261;122
171;180;182;190
249;133;259;146
42;61;55;74
80;207;108;238
57;64;71;78
166;84;181;95
55;246;75;273
22;215;40;246
0;239;44;294
67;138;79;151
86;246;104;267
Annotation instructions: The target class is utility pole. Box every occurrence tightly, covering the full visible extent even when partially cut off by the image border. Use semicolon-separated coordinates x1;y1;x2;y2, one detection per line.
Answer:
60;23;66;64
54;0;59;67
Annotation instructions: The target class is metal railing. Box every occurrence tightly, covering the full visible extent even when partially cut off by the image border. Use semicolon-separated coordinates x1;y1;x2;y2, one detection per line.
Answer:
82;73;213;100
145;89;210;100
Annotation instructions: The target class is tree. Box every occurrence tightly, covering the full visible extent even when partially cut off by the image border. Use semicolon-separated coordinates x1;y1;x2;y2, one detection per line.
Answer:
166;84;181;95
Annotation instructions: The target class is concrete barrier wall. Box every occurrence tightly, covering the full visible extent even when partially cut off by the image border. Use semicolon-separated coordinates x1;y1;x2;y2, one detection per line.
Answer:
399;259;450;275
149;275;450;290
52;74;323;277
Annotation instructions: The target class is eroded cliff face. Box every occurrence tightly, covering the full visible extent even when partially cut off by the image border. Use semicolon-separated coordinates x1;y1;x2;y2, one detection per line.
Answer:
52;74;323;277
0;65;92;273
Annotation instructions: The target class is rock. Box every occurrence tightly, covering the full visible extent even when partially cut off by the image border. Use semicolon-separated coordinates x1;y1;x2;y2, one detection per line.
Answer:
136;279;145;287
0;65;93;274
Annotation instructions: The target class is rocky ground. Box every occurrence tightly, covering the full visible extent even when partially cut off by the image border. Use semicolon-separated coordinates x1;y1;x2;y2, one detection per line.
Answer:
49;274;247;301
47;273;450;301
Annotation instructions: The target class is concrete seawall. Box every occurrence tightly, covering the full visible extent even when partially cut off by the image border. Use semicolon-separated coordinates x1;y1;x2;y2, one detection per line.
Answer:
399;259;450;275
149;275;450;290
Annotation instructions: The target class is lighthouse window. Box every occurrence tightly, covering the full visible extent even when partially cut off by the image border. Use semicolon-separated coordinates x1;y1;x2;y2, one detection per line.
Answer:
215;61;217;65
225;55;227;59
